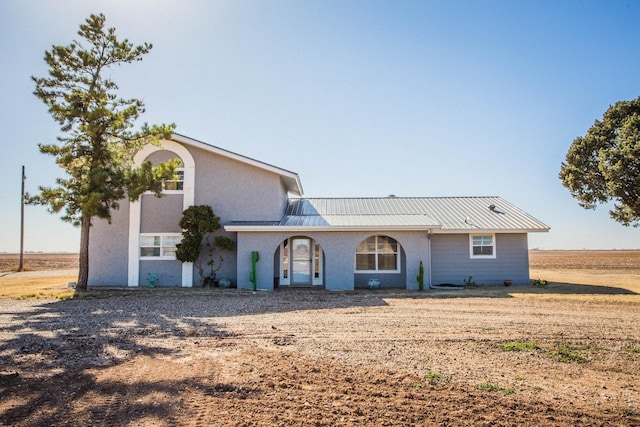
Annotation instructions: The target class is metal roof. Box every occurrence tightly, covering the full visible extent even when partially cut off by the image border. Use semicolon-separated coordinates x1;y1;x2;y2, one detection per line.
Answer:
226;197;549;233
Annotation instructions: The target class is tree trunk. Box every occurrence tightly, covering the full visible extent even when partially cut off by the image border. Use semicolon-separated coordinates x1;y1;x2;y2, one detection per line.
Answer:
77;215;91;291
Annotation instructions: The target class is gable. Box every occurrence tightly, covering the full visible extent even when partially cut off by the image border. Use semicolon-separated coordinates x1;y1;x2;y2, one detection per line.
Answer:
171;134;302;196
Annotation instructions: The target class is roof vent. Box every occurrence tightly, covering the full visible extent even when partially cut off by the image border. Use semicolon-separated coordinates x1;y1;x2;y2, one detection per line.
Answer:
489;204;496;211
389;194;396;198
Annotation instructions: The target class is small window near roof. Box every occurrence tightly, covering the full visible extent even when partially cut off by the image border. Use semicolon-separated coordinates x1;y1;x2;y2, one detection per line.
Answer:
470;234;496;259
163;169;184;191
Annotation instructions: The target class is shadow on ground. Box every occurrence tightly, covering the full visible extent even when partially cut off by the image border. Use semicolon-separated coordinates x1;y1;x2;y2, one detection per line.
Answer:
0;296;238;426
421;282;638;299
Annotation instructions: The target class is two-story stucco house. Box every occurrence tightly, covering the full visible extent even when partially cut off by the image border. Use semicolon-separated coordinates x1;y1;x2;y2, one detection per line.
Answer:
88;134;549;291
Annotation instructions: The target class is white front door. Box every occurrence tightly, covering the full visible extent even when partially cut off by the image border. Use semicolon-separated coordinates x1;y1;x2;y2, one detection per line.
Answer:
291;238;312;285
280;237;323;287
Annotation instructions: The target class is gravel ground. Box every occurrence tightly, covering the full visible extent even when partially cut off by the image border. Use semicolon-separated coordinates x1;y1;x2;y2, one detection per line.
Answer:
1;288;639;426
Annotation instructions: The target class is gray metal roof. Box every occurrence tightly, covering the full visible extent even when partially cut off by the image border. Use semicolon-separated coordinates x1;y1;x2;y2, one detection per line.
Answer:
227;197;549;232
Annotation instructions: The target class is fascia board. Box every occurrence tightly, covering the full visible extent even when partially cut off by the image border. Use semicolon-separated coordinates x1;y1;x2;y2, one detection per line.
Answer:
431;228;550;234
224;225;443;232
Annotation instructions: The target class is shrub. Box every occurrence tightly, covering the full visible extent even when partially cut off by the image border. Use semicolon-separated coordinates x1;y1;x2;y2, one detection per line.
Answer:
532;278;548;287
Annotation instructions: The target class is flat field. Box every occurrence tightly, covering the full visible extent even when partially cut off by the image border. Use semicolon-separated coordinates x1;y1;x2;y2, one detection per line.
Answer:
0;253;78;273
0;251;639;426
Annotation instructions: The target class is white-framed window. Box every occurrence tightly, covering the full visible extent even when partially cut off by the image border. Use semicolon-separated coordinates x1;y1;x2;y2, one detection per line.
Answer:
140;233;182;259
469;234;496;259
355;235;400;272
163;168;184;192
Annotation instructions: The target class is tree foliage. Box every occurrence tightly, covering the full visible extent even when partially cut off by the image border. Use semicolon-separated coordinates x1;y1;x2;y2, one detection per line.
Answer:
176;205;235;287
559;96;640;227
30;14;177;290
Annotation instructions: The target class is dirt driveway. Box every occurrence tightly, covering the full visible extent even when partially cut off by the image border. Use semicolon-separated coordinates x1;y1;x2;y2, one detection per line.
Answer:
1;282;639;426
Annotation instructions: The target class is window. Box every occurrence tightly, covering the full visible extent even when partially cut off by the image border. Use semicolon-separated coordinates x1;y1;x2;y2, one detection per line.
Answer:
140;234;182;259
282;239;289;279
470;234;496;258
314;242;321;279
355;235;400;272
163;168;184;191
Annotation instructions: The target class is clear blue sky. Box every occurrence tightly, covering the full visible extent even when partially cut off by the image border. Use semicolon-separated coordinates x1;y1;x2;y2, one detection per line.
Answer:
1;0;639;252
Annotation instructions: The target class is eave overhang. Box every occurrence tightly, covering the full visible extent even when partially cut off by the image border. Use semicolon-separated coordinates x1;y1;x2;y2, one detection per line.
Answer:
224;225;442;233
224;225;549;233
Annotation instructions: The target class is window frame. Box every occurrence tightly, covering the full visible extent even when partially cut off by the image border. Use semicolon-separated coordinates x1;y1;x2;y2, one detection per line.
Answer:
139;233;182;260
162;168;185;193
354;235;401;273
469;233;496;259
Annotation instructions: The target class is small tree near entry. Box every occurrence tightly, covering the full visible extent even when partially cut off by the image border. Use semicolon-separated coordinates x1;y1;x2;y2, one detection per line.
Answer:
175;205;235;287
559;96;640;227
30;14;177;290
207;235;236;285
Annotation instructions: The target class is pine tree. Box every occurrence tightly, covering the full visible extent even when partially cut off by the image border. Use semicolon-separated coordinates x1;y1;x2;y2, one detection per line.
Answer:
31;14;177;290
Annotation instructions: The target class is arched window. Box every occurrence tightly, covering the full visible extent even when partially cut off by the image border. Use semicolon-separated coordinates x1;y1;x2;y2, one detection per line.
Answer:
355;235;400;272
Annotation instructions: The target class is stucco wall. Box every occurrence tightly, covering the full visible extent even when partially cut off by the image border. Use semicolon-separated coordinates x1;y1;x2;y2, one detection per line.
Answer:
235;230;430;291
190;145;289;223
139;259;182;287
89;140;293;287
88;202;130;286
140;194;184;233
186;145;292;285
430;233;530;285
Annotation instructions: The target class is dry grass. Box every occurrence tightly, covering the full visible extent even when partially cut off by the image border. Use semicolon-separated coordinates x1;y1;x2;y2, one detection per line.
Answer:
0;274;77;299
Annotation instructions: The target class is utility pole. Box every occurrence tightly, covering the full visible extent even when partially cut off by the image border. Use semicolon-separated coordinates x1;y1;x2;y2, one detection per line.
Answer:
18;166;25;272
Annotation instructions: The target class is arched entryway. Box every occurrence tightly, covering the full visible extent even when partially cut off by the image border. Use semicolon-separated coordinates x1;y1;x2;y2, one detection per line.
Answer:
275;236;324;287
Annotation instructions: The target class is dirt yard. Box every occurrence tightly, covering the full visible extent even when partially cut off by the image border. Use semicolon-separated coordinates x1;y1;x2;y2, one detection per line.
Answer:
0;251;639;426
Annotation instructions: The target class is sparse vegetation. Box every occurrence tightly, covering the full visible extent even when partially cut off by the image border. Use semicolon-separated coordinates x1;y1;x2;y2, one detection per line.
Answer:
425;371;444;381
501;341;539;352
551;344;590;363
476;383;515;395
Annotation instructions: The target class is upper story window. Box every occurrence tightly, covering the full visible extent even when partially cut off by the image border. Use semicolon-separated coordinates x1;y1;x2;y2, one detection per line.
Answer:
355;235;400;272
140;234;182;259
470;234;496;259
163;168;184;191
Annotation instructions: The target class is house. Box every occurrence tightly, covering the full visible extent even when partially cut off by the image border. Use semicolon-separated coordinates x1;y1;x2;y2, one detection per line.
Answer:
88;134;549;290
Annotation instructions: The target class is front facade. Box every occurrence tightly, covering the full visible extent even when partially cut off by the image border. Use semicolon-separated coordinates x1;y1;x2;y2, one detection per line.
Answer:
89;135;549;290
